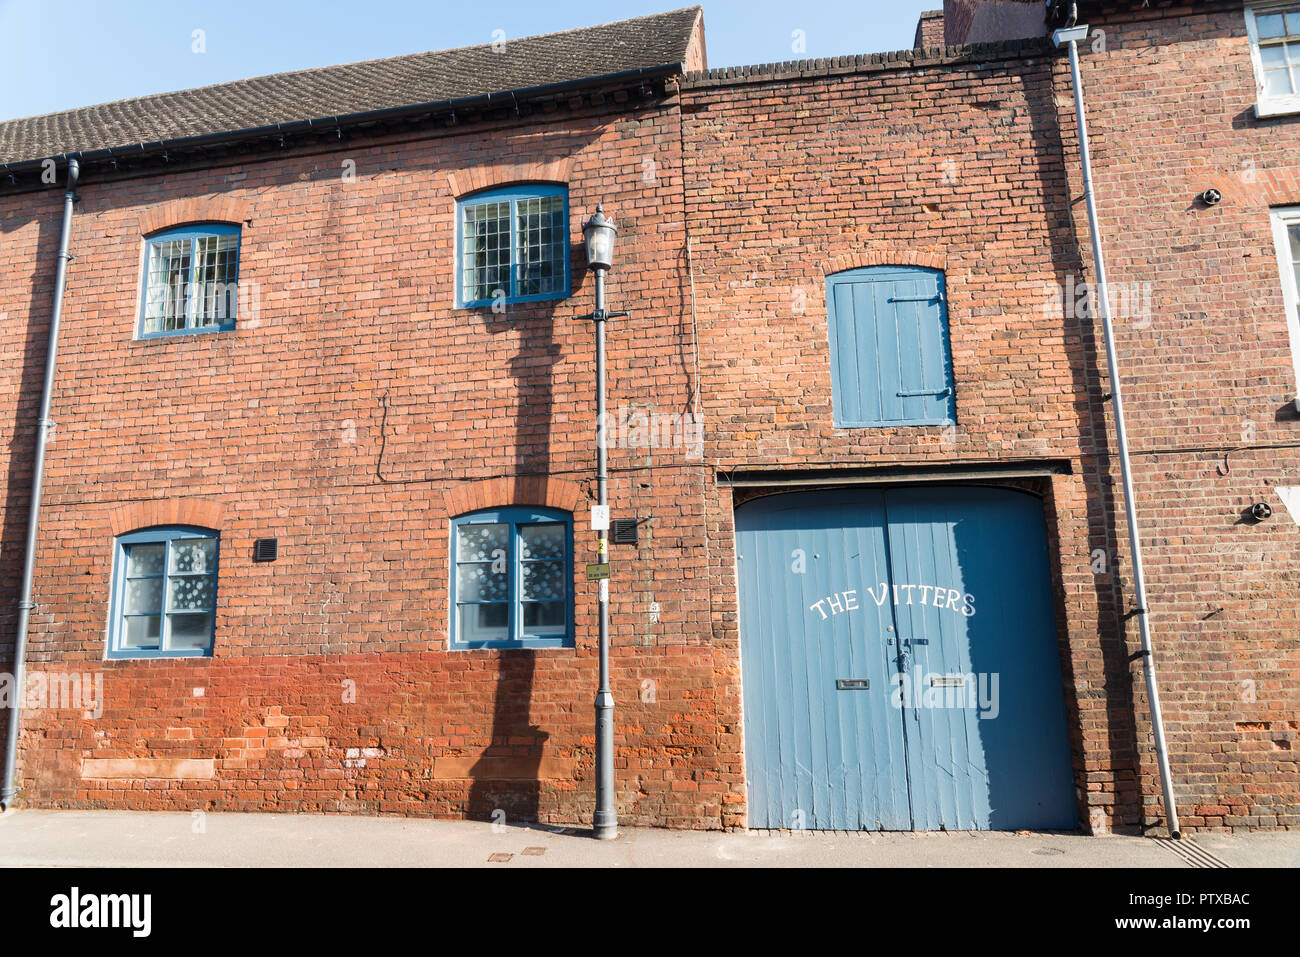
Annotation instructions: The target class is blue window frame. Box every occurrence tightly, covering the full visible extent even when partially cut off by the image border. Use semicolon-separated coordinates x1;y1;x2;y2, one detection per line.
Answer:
450;507;574;649
825;265;957;428
138;223;241;338
107;527;219;658
456;185;570;308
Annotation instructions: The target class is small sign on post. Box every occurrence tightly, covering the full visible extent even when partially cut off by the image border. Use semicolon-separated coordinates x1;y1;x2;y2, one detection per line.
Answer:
591;505;610;531
586;562;611;581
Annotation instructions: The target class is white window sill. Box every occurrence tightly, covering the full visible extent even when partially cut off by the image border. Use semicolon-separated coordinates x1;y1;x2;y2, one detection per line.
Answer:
1255;96;1300;119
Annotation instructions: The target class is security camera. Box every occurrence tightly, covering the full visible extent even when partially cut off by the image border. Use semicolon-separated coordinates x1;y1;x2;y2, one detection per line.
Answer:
1201;188;1223;206
1250;502;1272;521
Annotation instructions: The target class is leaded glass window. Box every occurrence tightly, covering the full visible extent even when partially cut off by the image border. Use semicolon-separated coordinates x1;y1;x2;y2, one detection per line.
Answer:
457;186;569;306
140;224;240;336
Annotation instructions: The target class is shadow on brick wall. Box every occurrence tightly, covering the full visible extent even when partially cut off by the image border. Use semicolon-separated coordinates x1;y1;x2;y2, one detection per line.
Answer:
465;287;564;825
1025;64;1145;832
1;195;66;791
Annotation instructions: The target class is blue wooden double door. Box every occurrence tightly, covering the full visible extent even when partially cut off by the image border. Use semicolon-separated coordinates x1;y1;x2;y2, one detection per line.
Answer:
735;486;1077;831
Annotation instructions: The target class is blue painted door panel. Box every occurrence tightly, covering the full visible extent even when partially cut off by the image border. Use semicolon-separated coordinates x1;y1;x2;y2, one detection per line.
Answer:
826;267;955;428
884;494;987;831
735;486;1077;831
735;490;912;830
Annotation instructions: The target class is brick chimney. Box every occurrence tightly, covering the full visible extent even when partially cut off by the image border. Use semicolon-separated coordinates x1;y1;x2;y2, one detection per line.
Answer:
943;0;1047;45
914;9;946;48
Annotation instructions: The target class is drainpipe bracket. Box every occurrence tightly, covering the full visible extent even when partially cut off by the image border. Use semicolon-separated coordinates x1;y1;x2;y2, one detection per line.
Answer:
1052;25;1089;46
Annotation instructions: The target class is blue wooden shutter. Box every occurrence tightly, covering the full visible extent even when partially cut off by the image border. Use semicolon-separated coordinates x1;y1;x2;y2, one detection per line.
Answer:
826;266;955;427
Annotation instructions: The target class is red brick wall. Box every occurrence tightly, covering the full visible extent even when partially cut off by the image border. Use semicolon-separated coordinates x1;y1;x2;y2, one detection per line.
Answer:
0;94;742;827
680;47;1142;830
675;6;1300;833
1055;1;1300;829
681;53;1088;470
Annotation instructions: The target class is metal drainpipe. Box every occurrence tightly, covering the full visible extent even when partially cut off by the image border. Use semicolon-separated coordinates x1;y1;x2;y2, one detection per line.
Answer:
1052;23;1181;837
1;157;79;810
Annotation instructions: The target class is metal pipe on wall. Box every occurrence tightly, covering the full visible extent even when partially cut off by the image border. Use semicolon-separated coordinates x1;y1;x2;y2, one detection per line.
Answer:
1052;23;1181;837
2;158;80;809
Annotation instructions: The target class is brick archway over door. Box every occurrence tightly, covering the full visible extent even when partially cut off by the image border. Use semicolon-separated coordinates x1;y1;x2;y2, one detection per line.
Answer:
822;247;948;276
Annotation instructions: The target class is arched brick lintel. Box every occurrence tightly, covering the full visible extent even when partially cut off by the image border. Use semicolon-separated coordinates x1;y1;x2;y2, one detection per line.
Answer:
137;196;253;236
107;498;226;537
445;158;575;199
442;476;587;518
823;248;948;276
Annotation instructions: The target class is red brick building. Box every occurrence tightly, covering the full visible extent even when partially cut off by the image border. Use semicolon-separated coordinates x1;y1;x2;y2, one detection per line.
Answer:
0;1;1294;833
1045;0;1300;831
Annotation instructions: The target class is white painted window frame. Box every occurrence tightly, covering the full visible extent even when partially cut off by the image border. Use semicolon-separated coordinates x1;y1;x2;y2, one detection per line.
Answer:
1268;206;1300;411
1246;4;1300;118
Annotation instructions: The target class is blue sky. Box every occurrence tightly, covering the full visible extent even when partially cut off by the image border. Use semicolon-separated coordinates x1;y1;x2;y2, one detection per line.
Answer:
0;0;939;121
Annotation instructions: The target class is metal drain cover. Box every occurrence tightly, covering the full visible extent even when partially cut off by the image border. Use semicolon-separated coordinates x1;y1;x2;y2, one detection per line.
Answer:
1152;837;1230;869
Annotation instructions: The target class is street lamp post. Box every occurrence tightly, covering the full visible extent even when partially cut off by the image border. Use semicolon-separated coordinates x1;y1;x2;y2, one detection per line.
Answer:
582;205;624;841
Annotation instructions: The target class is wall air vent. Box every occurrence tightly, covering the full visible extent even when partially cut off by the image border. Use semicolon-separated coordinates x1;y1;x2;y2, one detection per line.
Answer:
610;518;639;546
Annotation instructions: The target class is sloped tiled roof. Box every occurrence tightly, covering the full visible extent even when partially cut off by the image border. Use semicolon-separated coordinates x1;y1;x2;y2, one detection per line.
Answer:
0;7;703;167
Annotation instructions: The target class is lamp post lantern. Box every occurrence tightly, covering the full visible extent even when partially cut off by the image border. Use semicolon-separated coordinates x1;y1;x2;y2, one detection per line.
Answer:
583;204;617;270
582;205;623;840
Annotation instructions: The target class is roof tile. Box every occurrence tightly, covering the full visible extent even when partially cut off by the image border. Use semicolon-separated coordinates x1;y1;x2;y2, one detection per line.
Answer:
0;7;702;166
